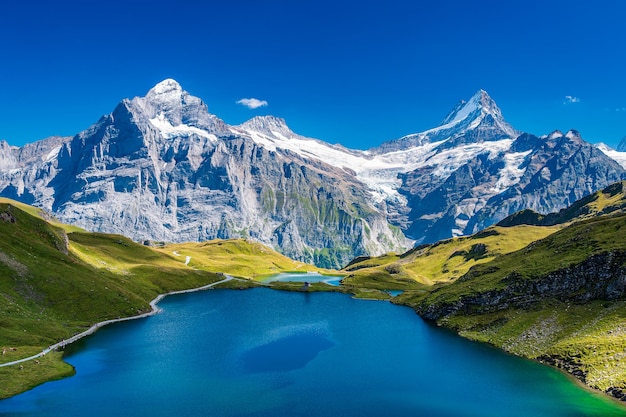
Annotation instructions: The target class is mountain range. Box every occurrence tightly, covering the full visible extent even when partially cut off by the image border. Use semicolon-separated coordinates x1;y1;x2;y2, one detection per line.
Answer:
1;80;625;268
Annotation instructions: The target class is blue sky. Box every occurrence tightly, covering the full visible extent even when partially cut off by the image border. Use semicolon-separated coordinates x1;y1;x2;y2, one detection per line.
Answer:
1;0;624;149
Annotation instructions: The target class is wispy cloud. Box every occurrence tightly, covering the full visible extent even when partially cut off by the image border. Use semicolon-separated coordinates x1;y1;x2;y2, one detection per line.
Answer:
616;107;626;112
236;98;268;109
564;95;581;104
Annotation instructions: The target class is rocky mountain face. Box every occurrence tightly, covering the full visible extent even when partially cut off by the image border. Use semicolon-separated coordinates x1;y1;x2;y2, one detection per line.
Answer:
0;80;407;268
619;136;626;152
399;130;626;243
1;80;625;267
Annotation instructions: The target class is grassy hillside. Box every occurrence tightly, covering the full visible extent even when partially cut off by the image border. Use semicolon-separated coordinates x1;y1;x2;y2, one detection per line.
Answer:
497;180;626;227
0;199;325;399
153;239;332;279
342;225;559;289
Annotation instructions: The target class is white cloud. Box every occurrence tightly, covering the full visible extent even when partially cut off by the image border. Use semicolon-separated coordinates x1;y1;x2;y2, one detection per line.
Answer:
616;107;626;112
564;95;581;104
236;98;268;109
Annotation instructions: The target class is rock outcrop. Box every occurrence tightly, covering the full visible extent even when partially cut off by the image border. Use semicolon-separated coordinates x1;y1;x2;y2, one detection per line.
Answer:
417;251;626;320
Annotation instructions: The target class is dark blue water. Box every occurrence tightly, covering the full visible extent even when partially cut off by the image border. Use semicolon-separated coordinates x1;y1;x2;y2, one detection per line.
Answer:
2;288;625;416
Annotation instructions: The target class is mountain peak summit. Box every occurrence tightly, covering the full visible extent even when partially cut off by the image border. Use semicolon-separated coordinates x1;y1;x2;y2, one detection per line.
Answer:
437;89;518;141
618;136;626;152
148;79;183;96
440;89;502;126
145;79;185;107
128;78;229;135
371;90;518;153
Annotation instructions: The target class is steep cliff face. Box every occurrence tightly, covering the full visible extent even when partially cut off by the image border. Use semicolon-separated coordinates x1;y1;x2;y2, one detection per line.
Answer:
0;80;408;268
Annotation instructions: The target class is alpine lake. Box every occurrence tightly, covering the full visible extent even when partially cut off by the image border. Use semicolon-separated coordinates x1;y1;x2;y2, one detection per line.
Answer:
2;273;625;416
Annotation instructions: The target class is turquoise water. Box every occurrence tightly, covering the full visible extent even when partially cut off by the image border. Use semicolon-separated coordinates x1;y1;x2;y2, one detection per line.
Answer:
2;288;625;416
263;272;342;286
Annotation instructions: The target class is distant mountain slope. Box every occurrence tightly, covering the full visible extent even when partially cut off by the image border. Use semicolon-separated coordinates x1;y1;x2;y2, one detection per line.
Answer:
497;180;626;227
0;80;409;269
400;130;626;243
342;225;560;288
1;80;625;267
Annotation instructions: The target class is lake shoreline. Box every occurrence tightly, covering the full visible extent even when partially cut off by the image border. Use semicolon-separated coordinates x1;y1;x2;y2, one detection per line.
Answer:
399;306;626;409
3;285;624;416
4;277;626;411
0;275;235;370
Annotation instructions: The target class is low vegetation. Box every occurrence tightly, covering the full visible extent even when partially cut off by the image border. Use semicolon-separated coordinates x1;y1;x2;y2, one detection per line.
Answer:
153;239;333;279
342;225;559;287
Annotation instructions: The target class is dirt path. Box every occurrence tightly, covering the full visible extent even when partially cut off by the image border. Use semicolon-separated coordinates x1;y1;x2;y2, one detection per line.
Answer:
0;275;234;368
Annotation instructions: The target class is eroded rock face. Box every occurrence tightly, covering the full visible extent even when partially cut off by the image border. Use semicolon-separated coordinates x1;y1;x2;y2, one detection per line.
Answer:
0;81;408;269
417;251;626;320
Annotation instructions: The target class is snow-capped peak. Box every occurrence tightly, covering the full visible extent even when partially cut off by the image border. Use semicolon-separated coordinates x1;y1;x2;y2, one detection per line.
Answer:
596;140;626;169
144;79;187;110
440;89;488;125
438;89;515;136
147;79;183;96
129;79;231;137
547;130;564;139
546;130;582;141
618;136;626;152
238;115;295;139
371;90;517;154
565;129;582;140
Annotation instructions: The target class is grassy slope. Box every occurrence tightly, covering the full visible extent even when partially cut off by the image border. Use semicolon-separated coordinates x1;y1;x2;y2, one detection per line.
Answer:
497;180;626;227
153;239;335;279
0;200;329;399
342;225;559;288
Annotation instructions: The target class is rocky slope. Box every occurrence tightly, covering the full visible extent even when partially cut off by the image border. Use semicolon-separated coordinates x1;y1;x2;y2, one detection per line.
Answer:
0;80;408;268
399;130;626;243
1;80;625;267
